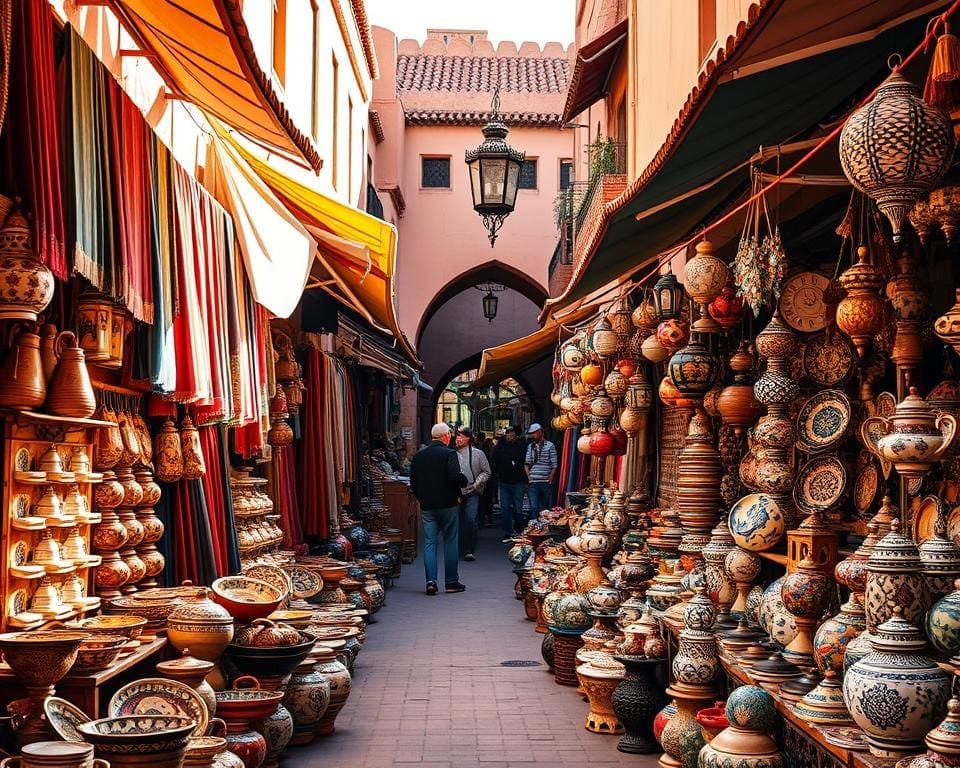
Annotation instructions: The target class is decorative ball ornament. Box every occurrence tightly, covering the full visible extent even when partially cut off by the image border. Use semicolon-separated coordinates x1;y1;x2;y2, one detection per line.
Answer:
591;318;619;359
580;363;603;387
560;341;585;371
656;319;689;353
577;428;593;455
641;333;669;363
839;69;954;242
836;246;887;359
708;285;746;331
589;428;615;458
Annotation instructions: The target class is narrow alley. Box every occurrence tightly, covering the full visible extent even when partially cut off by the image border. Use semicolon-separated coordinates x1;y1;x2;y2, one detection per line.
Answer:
287;527;651;768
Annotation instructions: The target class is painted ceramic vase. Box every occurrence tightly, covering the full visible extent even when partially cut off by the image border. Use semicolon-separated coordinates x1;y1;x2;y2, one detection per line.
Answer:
842;631;873;677
865;518;930;633
654;701;677;743
814;595;866;676
758;577;797;647
553;593;592;632
926;582;960;656
728;494;785;552
843;608;951;757
166;588;235;662
314;649;351;736
611;656;668;754
699;687;782;768
0;209;55;322
586;580;620;615
683;587;717;632
258;702;292;768
919;520;960;602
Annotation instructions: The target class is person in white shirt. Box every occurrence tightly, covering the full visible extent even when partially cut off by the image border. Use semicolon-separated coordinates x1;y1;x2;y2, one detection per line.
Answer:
454;427;491;562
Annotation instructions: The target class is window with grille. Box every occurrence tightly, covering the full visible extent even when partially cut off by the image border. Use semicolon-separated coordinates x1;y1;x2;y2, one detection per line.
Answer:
519;159;538;190
559;159;573;190
421;157;451;188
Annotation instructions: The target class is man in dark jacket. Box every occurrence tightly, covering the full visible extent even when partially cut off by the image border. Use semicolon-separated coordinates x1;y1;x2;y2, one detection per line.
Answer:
492;425;529;543
409;422;468;595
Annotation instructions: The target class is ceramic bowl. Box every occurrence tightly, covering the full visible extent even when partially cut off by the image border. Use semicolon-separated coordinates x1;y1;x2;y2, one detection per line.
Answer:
223;632;317;678
266;610;313;630
211;577;283;622
0;631;90;686
104;596;183;628
76;615;148;640
77;715;196;753
70;635;127;673
214;689;284;721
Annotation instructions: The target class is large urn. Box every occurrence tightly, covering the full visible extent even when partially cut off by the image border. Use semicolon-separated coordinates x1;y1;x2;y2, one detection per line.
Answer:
864;518;930;634
612;656;669;754
843;607;950;757
167;588;235;662
0;208;55;322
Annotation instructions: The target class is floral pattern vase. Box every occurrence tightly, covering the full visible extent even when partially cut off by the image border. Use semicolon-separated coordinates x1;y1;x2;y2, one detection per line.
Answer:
926;586;960;656
865;519;930;633
843;608;950;757
257;702;292;768
813;595;866;676
314;651;351;736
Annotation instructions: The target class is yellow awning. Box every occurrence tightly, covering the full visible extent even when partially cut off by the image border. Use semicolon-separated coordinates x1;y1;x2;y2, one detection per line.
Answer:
221;131;419;366
108;0;322;171
474;303;600;387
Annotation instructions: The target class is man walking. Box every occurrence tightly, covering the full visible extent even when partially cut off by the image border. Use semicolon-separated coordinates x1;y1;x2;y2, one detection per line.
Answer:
525;423;557;515
492;425;528;543
454;427;491;562
409;423;468;595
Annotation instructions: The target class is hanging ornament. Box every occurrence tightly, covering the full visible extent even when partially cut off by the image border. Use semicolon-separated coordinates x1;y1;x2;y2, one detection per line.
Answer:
839;67;954;242
591;318;619;359
708;285;746;332
733;169;786;316
604;370;628;398
632;293;658;331
836;246;887;358
668;334;721;401
908;194;936;244
923;21;960;111
683;239;729;333
656;318;689;354
581;362;604;387
641;333;669;363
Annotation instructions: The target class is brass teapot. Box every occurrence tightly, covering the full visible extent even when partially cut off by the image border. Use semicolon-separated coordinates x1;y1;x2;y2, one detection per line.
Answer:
861;387;958;480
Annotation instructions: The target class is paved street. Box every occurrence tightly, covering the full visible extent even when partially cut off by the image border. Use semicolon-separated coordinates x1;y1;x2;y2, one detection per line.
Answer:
285;526;655;767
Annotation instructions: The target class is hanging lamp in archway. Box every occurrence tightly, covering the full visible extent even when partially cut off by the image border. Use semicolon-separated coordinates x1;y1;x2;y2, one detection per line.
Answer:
465;89;525;247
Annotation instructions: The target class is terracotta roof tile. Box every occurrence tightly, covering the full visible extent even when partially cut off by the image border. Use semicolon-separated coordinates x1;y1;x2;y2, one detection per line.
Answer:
404;109;563;127
397;55;569;94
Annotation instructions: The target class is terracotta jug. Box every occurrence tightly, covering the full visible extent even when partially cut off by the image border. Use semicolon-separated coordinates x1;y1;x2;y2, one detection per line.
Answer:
181;415;206;480
46;332;96;418
0;328;46;410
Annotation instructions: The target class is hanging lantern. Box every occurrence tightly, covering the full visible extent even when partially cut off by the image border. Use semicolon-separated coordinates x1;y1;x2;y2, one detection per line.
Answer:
683;239;729;332
653;270;684;321
839;70;954;241
580;362;604;387
708;285;746;331
560;339;585;371
482;289;498;321
591;318;619;358
604;370;628;398
836;246;887;358
590;391;615;418
927;186;960;243
641;333;669;363
717;343;764;432
619;406;645;434
588;428;615;458
935;288;960;357
577;427;594;455
909;195;936;244
668;335;721;399
632;293;658;330
626;371;653;411
608;424;628;456
658;375;682;408
656;318;689;354
608;299;633;346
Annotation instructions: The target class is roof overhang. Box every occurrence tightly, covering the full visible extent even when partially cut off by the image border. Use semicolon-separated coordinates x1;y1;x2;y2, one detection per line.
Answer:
562;18;628;123
545;0;950;317
106;0;322;172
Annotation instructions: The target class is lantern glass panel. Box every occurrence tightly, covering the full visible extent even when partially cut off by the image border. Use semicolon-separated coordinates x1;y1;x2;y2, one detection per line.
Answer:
483;291;498;321
468;161;482;208
481;158;508;204
505;160;521;208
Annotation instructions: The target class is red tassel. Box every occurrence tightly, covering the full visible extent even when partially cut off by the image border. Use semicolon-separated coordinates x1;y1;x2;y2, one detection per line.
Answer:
924;22;960;109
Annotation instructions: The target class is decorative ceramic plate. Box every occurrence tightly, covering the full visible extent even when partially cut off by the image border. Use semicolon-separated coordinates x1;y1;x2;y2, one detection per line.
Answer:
243;565;293;605
875;391;897;418
108;677;207;737
285;566;322;599
802;333;856;386
10;495;30;519
13;448;31;473
9;540;27;569
797;390;851;452
914;495;946;545
823;726;868;751
795;455;847;513
852;457;881;519
44;696;91;742
6;588;27;617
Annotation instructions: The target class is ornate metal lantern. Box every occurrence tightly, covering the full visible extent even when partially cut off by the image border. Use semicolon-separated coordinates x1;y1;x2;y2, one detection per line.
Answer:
475;283;506;323
839;70;954;241
465;91;525;247
653;270;683;321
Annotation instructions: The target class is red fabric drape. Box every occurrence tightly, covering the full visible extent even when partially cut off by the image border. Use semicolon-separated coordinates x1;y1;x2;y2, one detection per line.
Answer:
7;0;66;278
199;425;229;577
297;348;329;538
172;482;198;585
275;445;304;547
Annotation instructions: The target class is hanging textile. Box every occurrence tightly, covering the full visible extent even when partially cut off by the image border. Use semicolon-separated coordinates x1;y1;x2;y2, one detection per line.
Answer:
298;347;333;537
168;480;218;586
274;445;304;548
64;26;116;290
199;424;230;577
4;0;66;279
144;134;177;391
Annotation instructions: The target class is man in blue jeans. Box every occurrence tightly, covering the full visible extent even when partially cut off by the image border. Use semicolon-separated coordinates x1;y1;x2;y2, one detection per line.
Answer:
454;427;491;562
525;423;557;515
409;423;468;595
491;425;528;543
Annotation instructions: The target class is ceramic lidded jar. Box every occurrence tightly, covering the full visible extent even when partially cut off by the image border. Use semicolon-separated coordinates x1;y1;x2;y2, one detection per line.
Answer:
156;648;217;718
919;513;960;602
586;579;620;615
698;686;782;768
926;579;960;657
843;607;950;757
167;588;235;662
865;518;930;634
0;207;55;322
813;595;866;677
154;418;185;484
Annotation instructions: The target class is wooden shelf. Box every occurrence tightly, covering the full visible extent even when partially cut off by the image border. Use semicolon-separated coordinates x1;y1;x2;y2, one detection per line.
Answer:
5;410;113;430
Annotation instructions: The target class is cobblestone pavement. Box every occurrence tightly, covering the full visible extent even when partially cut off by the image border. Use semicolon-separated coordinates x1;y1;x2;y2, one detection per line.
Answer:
284;525;657;768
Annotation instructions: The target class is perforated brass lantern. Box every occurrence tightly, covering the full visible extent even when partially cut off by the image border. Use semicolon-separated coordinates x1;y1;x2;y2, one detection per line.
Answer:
465;92;525;247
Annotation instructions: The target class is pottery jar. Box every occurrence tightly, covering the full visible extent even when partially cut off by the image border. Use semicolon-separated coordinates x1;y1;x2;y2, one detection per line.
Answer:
258;702;292;768
117;510;145;548
0;328;46;411
116;469;143;508
93;511;129;552
861;387;957;480
138;543;166;579
181;416;206;481
167;588;235;662
314;647;351;736
813;595;867;676
154;419;184;484
94;472;125;511
156;648;217;719
283;656;330;745
683;587;718;632
865;518;930;633
136;508;165;545
586;580;621;615
135;470;162;507
698;689;782;768
94;551;132;592
672;631;718;688
120;548;147;585
919;519;960;602
843;608;950;757
926;580;960;656
46;331;96;418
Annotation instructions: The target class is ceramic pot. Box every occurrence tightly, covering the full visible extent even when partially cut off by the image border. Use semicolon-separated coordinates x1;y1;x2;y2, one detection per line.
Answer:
135;470;162;507
576;655;625;734
46;332;96;418
728;494;785;552
283;656;330;745
697;725;782;768
215;678;283;768
95;552;132;593
813;595;866;677
156;649;217;719
117;511;145;549
926;583;960;656
611;656;668;753
93;511;129;552
0;329;46;410
136;508;165;545
94;473;125;511
154;420;184;484
865;519;930;633
843;608;950;757
167;589;235;662
256;703;292;768
314;648;351;736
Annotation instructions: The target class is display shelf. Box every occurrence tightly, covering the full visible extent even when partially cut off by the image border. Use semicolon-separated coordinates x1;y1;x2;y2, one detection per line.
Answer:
5;410;113;430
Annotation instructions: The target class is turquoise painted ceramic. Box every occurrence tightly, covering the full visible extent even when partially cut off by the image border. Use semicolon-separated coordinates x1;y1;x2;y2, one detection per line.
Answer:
725;685;776;731
926;589;960;655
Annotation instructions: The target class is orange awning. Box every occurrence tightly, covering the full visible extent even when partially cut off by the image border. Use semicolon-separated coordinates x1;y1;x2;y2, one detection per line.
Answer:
108;0;322;172
562;18;627;123
474;303;600;387
220;131;419;367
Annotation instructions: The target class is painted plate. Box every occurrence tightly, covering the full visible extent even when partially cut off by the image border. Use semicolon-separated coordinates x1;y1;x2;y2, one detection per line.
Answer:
875;391;897;418
108;677;207;737
852;457;881;519
8;540;27;569
823;726;868;751
6;588;27;617
797;390;851;452
915;495;946;545
795;455;847;513
13;448;31;473
802;333;856;386
285;566;323;599
241;565;293;604
43;696;91;742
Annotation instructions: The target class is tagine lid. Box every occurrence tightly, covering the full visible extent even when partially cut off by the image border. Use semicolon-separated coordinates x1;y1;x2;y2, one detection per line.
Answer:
919;513;960;570
867;519;923;569
926;698;960;755
751;652;801;677
167;588;232;624
870;606;927;653
156;648;214;676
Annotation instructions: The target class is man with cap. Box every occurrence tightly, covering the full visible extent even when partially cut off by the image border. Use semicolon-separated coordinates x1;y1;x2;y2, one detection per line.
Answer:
492;425;528;543
524;423;557;515
454;426;491;562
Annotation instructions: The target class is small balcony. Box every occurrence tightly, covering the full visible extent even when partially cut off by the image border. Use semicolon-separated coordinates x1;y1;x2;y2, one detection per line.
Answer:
549;139;627;297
